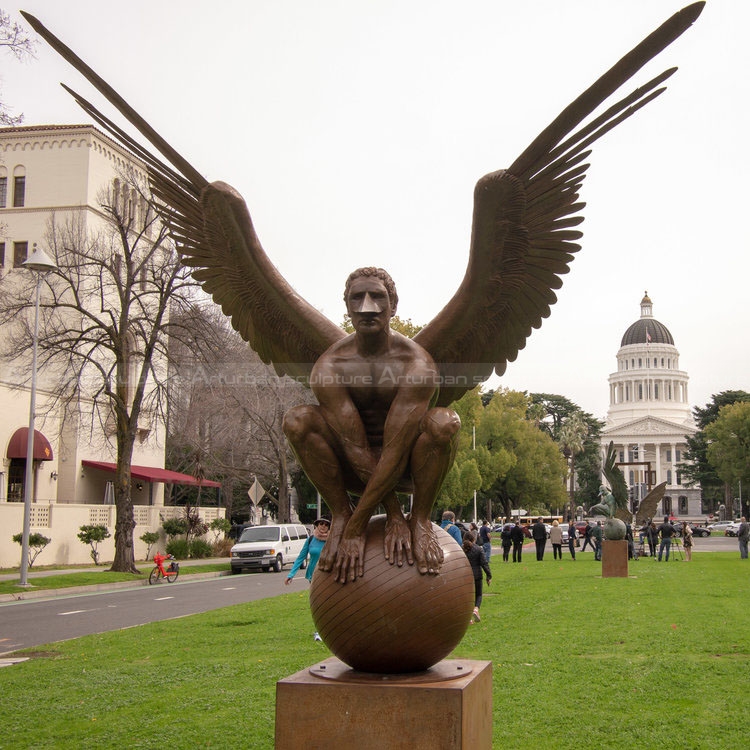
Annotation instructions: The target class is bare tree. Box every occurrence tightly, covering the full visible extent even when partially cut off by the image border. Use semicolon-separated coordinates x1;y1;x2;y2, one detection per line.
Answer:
0;10;36;125
166;306;313;523
0;171;204;572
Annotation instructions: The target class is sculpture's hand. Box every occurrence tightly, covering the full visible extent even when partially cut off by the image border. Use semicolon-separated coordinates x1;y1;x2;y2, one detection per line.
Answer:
410;517;444;575
333;534;366;584
384;512;414;568
317;515;347;573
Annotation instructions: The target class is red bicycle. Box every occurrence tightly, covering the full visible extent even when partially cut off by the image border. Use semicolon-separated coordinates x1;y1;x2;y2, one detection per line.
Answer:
149;553;179;584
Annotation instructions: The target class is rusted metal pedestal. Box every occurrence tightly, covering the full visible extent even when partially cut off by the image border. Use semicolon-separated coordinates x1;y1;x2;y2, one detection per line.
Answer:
602;539;629;578
275;657;492;749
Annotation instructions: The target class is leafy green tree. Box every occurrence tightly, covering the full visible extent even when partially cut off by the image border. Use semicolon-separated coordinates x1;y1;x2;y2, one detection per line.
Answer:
209;517;231;543
77;525;111;565
704;401;750;517
139;531;160;560
161;517;188;539
12;531;51;569
529;394;604;511
558;413;588;518
449;389;567;521
679;391;750;513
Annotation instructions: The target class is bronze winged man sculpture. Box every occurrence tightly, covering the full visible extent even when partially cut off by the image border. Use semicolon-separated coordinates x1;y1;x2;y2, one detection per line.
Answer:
23;3;704;583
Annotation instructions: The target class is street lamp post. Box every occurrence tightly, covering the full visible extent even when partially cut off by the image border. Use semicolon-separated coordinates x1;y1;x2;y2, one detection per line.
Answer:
18;244;57;587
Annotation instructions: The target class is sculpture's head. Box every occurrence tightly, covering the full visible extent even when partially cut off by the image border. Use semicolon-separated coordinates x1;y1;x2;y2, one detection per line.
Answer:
344;267;398;313
344;267;398;336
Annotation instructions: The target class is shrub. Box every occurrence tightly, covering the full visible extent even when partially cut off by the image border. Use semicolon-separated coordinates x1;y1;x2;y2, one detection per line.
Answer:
165;538;189;559
188;538;213;559
77;524;111;565
212;537;234;557
12;532;52;568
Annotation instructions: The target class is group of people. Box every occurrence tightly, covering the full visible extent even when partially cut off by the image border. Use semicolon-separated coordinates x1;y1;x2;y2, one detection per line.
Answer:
638;516;693;561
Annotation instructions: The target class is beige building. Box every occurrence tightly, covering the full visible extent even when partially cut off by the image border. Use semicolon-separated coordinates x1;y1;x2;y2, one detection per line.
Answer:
0;124;221;567
601;292;700;520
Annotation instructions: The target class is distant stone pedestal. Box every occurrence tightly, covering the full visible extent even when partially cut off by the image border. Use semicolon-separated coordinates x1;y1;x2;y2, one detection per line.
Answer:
602;539;629;577
275;657;493;749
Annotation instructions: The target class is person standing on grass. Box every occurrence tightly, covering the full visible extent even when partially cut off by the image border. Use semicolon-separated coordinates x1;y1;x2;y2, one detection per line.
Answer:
580;521;595;553
737;517;749;559
549;520;563;560
567;521;577;560
682;521;693;561
285;517;331;642
440;510;463;547
646;520;659;558
462;532;491;623
510;521;525;563
531;517;547;561
478;520;492;561
657;516;675;562
501;523;513;562
592;520;603;561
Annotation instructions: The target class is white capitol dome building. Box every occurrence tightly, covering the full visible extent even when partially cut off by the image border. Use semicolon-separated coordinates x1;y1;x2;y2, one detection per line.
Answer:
600;292;701;519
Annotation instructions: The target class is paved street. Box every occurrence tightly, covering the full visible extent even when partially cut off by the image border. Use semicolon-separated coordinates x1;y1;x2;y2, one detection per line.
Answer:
0;567;294;656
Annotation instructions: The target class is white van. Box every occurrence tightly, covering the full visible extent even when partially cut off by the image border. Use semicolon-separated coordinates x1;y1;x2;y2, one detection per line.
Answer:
230;524;309;574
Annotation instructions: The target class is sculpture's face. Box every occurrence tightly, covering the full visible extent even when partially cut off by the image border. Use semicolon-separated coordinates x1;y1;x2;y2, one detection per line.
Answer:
346;276;393;335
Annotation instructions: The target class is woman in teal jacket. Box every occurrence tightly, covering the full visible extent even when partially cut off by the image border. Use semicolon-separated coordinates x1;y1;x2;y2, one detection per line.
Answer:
285;518;330;585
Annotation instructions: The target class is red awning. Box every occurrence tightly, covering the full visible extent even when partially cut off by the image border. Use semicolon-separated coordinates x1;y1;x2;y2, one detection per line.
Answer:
81;460;221;487
6;427;54;460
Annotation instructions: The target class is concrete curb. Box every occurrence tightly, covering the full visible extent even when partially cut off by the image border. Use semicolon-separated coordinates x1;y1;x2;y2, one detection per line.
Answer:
0;569;231;604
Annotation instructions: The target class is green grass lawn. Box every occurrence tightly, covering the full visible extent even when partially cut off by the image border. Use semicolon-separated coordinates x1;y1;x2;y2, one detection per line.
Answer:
1;550;748;749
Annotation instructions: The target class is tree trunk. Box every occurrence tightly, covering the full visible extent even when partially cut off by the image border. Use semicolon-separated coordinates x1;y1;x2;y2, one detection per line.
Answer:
109;411;139;573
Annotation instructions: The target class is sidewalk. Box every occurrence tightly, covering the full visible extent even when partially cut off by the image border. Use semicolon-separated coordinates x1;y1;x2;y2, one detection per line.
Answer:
0;558;231;603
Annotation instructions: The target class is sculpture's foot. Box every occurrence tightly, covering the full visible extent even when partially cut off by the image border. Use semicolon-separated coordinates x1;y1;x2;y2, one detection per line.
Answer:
410;517;444;575
383;511;414;568
317;515;348;573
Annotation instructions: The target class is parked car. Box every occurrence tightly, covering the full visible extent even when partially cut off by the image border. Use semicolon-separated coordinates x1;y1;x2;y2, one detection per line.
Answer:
689;524;711;537
724;522;741;537
707;522;735;534
230;523;309;574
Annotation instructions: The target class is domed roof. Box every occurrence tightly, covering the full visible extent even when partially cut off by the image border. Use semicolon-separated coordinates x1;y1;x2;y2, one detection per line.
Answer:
620;291;674;346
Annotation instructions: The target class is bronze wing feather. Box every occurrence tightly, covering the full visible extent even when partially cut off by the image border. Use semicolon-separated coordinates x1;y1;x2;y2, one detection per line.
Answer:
414;3;704;406
635;482;668;526
21;11;346;383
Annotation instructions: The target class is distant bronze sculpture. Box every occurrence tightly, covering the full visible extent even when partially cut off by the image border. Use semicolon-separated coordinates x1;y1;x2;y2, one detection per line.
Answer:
593;441;668;540
23;5;705;592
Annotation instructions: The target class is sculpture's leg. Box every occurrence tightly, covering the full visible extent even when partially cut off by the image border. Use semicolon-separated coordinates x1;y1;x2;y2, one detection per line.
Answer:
282;405;353;571
409;407;461;574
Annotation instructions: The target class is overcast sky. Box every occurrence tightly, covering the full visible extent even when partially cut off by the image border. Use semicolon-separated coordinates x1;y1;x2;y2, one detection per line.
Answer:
5;0;748;419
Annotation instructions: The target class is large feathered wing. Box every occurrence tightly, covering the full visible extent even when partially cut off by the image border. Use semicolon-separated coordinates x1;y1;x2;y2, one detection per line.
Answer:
21;11;346;384
635;482;668;525
414;3;704;406
603;441;630;511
